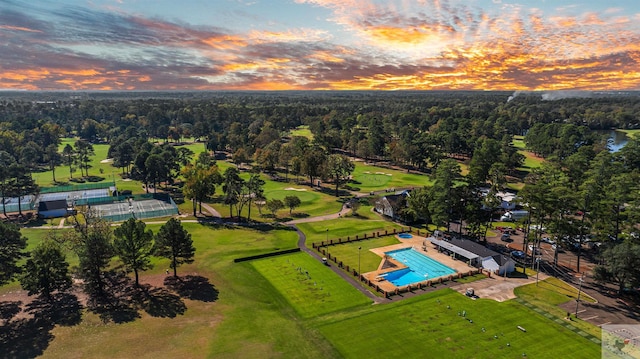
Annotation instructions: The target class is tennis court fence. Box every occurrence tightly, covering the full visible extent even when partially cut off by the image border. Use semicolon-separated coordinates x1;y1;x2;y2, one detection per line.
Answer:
100;206;179;222
40;181;115;194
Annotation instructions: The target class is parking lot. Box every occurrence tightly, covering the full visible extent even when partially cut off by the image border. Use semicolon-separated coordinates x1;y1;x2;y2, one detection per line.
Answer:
483;225;596;275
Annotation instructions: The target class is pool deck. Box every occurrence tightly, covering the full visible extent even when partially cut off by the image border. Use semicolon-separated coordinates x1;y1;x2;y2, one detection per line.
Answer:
364;234;477;293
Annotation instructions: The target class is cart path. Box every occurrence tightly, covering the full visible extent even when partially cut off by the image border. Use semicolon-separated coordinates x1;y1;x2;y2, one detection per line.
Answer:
199;202;222;218
285;203;351;224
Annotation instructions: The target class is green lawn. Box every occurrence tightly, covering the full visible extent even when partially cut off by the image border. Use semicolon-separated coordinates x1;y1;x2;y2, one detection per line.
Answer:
296;216;402;247
289;125;314;140
320;236;401;273
520;151;544;170
317;289;600;359
252;252;372;318
33;140;114;187
619;129;640;138
3;218;603;358
513;135;526;149
10;223;340;359
350;162;432;191
208;173;343;220
514;277;599;337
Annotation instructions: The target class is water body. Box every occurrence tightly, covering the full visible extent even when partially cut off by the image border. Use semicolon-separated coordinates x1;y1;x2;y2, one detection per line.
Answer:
597;130;629;152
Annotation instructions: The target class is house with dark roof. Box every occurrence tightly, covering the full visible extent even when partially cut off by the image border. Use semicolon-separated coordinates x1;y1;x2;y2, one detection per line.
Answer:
429;236;515;275
38;199;72;219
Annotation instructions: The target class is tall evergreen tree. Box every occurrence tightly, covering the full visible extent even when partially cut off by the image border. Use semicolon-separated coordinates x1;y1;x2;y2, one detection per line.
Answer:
155;219;195;278
20;240;72;302
113;218;154;286
0;222;28;286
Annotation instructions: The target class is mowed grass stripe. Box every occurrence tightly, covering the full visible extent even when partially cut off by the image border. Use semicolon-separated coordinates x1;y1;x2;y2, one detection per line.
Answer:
316;289;600;359
252;252;372;318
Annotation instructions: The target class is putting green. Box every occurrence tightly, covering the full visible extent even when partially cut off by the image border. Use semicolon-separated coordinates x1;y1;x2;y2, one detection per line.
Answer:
355;172;392;188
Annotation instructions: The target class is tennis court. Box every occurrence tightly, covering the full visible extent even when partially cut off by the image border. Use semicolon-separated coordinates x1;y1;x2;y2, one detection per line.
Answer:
39;188;112;203
91;197;179;221
1;195;36;213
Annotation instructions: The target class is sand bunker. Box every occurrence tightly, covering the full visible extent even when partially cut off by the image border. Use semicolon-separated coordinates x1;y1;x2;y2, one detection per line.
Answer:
284;187;308;191
100;158;113;163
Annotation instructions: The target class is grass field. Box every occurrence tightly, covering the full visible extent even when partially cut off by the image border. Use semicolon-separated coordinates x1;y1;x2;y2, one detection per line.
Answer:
252;252;372;318
350;162;432;191
315;289;600;358
8;223;342;359
289;125;314;139
320;236;401;273
208;174;343;220
514;277;599;338
619;129;640;138
512;136;544;170
3;218;604;358
296;216;402;247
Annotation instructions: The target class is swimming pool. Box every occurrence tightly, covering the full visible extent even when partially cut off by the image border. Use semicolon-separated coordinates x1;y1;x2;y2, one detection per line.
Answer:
382;248;456;286
398;233;413;239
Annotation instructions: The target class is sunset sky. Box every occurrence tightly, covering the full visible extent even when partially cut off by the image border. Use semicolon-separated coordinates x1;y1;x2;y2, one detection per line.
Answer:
1;0;639;91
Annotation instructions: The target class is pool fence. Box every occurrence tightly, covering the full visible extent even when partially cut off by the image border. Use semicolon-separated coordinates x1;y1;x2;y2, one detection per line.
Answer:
312;227;484;298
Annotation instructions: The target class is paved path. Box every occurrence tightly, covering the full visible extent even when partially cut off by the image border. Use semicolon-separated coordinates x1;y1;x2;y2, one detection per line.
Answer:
285;204;351;224
199;202;222;218
451;273;548;302
558;276;640;326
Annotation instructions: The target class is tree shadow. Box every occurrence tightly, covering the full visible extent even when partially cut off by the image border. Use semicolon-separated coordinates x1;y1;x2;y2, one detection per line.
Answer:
164;275;219;302
0;301;22;325
25;293;83;327
138;286;187;318
0;315;54;359
86;271;140;324
0;291;85;358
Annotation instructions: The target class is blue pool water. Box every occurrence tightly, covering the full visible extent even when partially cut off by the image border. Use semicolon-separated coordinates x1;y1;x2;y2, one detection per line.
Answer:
398;233;413;239
382;248;456;286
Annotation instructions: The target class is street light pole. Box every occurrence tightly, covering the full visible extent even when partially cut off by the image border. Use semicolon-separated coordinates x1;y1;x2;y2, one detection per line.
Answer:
326;228;329;242
575;273;584;318
358;246;362;276
536;257;540;287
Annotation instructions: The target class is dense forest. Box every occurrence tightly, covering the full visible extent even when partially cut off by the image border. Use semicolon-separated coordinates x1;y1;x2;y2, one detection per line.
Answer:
1;90;639;169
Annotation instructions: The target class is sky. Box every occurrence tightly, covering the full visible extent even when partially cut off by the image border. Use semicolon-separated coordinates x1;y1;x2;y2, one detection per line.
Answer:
1;0;639;91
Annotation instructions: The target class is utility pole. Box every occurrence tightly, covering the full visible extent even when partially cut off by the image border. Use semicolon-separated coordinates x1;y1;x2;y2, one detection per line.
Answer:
575;273;585;318
536;257;541;286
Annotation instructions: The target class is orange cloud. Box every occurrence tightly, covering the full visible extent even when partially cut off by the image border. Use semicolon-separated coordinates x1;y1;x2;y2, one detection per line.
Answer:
0;25;42;33
0;69;51;81
202;35;247;50
365;26;440;45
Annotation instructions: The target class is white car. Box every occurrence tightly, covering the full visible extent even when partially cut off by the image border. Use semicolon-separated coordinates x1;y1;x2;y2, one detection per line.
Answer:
528;245;541;255
541;236;555;244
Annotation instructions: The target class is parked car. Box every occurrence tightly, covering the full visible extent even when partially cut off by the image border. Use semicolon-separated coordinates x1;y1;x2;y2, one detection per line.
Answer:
541;236;553;244
551;244;564;252
511;250;526;259
530;224;546;233
528;245;541;255
500;233;511;242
